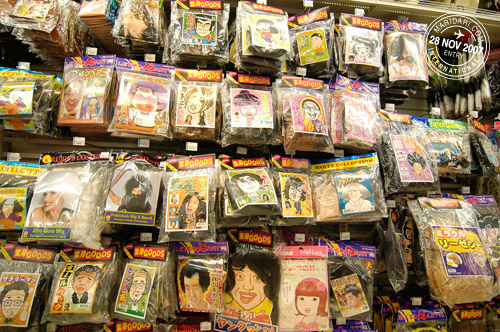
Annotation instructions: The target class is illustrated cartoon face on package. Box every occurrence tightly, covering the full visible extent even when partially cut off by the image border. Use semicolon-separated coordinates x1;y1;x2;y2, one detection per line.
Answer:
342;15;382;68
0;82;35;117
0;187;28;230
11;0;55;22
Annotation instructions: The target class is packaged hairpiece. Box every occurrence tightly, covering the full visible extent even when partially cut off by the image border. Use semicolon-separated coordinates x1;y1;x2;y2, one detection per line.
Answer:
159;155;217;242
385;211;408;293
7;0;58;33
395;309;447;332
21;152;112;249
276;246;330;332
0;243;58;331
109;58;174;138
385;20;428;88
332;74;381;151
274;76;333;153
470;116;500;177
378;110;440;195
270;156;314;225
112;243;175;323
221;72;279;148
288;7;335;79
175;241;228;313
104;154;163;227
42;247;118;325
171;68;222;142
112;0;163;45
408;197;495;307
169;0;230;66
310;153;387;222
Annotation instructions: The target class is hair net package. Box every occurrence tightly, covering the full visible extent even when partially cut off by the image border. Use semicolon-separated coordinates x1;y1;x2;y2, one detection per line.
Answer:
395;308;447;332
221;72;279;148
21;152;112;250
310;153;387;222
169;0;230;66
270;156;314;225
104;154;163;227
0;243;58;331
273;76;333;153
288;7;335;79
331;74;380;151
408;197;494;307
57;56;115;129
384;20;428;88
42;247;118;325
175;241;228;313
378;110;440;195
171;68;222;142
159;154;217;242
112;243;175;323
276;245;330;332
470;116;500;177
109;58;174;138
448;305;487;331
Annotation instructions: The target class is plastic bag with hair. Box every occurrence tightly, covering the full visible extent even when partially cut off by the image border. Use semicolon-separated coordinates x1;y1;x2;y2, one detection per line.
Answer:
112;0;163;45
469;116;500;177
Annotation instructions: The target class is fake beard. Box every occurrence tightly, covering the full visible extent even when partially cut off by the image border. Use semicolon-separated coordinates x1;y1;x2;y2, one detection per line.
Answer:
119;192;149;212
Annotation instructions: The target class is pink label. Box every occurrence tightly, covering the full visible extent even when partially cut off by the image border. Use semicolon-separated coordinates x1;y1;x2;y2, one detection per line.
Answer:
297;8;328;25
281;157;309;169
133;246;167;260
238;231;273;246
237;74;271;86
276;245;328;258
231;158;266;168
283;76;323;89
188;0;221;9
73;248;113;261
13;247;55;262
178;156;215;169
249;2;284;14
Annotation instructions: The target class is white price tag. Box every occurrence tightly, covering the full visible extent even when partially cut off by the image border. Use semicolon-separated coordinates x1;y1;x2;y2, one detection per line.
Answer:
159;161;167;170
386;103;395;112
334;150;344;158
200;322;212;331
236;146;248;155
336;318;346;325
17;62;30;70
340;232;350;241
186;142;198;151
303;0;313;7
386;200;396;208
411;297;422;306
100;151;110;159
354;8;365;16
144;54;156;62
471;110;479;118
296;67;307;77
73;137;85;146
138;138;150;148
431;107;441;116
256;0;267;4
86;47;97;56
7;152;20;162
294;233;306;242
140;233;153;242
461;186;470;194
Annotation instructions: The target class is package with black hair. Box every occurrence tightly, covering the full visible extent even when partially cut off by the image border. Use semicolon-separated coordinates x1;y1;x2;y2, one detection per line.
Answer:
159;154;217;243
469;116;500;177
112;243;175;323
310;153;387;223
103;153;163;228
385;210;408;293
385;20;428;88
395;308;447;332
169;0;230;67
273;76;333;153
275;245;330;332
175;241;227;313
288;7;335;79
332;74;381;151
378;110;440;195
221;72;280;148
21;152;112;250
41;247;118;325
108;58;174;138
270;155;314;225
0;242;58;331
170;68;222;142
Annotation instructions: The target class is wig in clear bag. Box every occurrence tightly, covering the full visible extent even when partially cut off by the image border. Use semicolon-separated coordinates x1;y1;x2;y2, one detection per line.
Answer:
169;0;230;66
273;76;333;153
395;309;447;332
0;243;58;332
21;152;112;250
159;155;217;243
469;116;500;177
408;197;494;307
332;74;380;151
310;153;387;223
221;72;279;148
385;20;428;88
41;248;119;325
112;0;163;45
385;211;408;293
288;7;335;79
7;0;58;33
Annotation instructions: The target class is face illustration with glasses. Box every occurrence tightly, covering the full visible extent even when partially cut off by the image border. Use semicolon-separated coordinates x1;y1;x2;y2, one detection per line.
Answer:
0;281;29;320
128;269;151;304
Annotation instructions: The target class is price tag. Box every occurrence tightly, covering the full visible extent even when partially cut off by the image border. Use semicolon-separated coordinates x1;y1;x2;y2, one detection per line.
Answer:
340;232;350;241
334;150;344;158
7;152;20;162
144;54;156;62
303;0;313;7
73;137;85;146
336;318;346;325
386;103;395;112
431;107;441;116
140;233;153;242
296;67;307;77
236;146;248;155
256;0;267;4
17;62;30;70
461;186;470;194
159;161;167;170
294;233;306;242
200;322;212;331
138;138;150;148
186;142;198;151
386;200;396;208
470;110;479;118
86;47;97;56
411;297;422;306
100;151;110;159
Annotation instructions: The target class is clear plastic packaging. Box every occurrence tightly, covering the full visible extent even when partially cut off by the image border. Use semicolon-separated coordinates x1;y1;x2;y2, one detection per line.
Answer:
385;212;408;293
7;0;59;33
469;116;500;177
112;0;163;45
395;308;447;332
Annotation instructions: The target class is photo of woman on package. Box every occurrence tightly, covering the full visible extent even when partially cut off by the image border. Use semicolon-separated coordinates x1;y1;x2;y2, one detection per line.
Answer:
387;33;426;82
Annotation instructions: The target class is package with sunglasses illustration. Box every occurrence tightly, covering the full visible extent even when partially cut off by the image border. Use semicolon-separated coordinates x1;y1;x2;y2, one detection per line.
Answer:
109;58;174;138
112;244;176;323
385;20;428;88
378;110;440;195
42;247;118;325
0;243;58;330
270;156;313;225
171;68;222;142
273;76;333;153
57;55;116;128
104;153;163;227
310;153;387;223
175;241;228;313
469;116;500;177
159;155;217;243
21;152;112;250
221;72;280;148
331;75;381;151
169;0;230;66
288;7;335;79
395;309;447;332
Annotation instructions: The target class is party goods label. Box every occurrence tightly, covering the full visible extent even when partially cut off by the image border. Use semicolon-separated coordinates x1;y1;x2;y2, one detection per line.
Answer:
335;171;375;215
176;84;216;128
115;264;157;319
290;95;327;136
297;28;329;65
49;263;104;314
331;273;369;318
0;187;27;230
0;82;35;116
226;168;278;209
230;88;273;129
390;135;433;182
182;12;217;45
0;272;40;327
279;173;313;218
